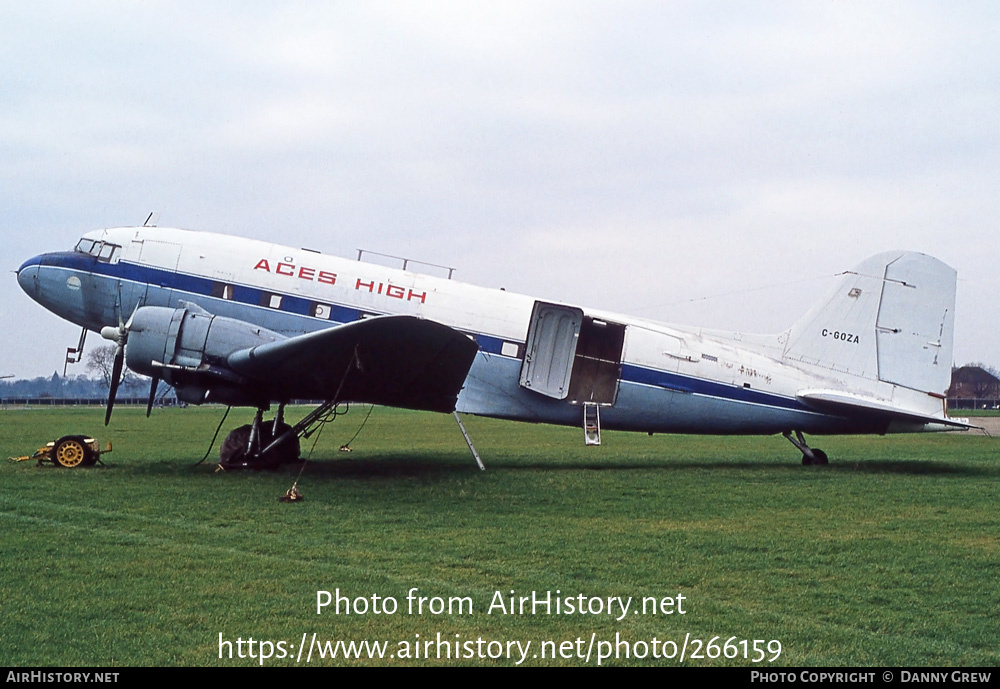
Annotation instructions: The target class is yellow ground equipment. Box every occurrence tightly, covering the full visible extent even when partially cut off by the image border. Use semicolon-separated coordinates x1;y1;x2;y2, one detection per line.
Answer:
9;436;112;468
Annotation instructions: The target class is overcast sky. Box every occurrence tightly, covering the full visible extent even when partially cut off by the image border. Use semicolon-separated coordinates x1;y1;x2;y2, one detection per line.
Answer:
3;1;999;380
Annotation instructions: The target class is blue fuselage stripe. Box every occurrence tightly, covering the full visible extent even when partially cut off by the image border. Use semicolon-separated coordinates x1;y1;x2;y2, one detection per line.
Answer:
620;364;809;412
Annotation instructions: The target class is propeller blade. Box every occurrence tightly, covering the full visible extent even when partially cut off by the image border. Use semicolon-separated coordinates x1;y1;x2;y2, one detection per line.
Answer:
146;374;160;417
105;344;124;426
125;300;140;330
116;283;124;328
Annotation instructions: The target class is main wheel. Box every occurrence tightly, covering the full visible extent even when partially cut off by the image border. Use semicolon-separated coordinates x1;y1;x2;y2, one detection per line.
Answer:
258;421;300;467
218;423;300;470
52;436;93;468
219;425;252;469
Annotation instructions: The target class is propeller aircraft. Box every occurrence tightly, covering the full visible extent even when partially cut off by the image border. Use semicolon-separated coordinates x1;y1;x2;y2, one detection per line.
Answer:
16;225;968;468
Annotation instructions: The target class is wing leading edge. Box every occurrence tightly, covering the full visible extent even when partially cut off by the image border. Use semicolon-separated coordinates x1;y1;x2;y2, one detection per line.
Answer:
228;316;479;413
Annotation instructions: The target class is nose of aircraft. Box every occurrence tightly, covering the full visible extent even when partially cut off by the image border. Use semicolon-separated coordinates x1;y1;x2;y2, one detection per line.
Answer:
16;255;42;297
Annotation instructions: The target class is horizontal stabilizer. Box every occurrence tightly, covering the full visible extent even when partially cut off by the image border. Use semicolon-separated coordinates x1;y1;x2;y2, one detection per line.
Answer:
797;389;972;430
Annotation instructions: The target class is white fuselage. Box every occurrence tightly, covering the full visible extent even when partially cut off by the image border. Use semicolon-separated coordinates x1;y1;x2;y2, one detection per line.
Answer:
17;226;950;436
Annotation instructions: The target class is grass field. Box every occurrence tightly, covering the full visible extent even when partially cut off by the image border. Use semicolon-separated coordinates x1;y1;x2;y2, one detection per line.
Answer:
1;405;997;667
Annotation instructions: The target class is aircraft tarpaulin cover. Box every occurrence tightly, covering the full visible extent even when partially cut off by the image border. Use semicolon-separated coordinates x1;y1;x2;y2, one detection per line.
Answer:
229;315;479;413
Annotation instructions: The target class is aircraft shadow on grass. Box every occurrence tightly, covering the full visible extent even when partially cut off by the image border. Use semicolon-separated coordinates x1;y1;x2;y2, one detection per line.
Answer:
175;454;994;478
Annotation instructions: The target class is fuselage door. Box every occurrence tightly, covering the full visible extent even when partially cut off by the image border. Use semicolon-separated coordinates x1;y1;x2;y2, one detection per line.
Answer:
567;316;626;405
519;302;583;399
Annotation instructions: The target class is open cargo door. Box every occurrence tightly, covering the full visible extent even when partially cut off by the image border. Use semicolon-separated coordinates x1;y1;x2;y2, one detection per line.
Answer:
519;302;582;399
519;301;626;405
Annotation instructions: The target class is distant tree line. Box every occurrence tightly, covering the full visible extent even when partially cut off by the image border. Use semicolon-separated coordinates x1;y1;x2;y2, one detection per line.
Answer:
1;345;174;402
0;373;175;401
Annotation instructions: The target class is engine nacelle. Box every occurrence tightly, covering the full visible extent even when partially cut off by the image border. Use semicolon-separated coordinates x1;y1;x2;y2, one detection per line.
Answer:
125;302;285;405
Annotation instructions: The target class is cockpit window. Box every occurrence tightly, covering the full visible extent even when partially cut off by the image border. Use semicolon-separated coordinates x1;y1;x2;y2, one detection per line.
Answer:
74;238;120;263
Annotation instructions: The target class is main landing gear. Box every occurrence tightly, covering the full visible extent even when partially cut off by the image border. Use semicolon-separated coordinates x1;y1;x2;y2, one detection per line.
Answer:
783;430;829;466
219;403;301;470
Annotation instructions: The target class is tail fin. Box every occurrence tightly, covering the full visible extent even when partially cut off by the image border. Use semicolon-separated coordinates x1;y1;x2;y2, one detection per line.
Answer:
783;251;956;395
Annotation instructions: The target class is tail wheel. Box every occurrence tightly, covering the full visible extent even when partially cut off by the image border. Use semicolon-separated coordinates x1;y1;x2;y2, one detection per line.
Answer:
52;436;94;468
801;448;829;466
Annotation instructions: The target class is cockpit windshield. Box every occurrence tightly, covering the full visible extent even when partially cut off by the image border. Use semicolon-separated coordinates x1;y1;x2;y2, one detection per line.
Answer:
74;238;120;263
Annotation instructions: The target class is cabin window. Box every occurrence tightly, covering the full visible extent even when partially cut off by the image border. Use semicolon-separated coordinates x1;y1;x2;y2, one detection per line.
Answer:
501;342;521;358
260;292;282;309
312;302;332;319
97;243;120;262
212;282;235;300
77;239;121;263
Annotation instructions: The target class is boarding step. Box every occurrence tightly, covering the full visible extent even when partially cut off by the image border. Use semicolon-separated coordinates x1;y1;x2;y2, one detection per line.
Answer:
583;402;601;446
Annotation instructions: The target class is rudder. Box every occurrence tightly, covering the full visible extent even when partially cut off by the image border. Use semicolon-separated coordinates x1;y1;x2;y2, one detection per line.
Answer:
783;251;956;395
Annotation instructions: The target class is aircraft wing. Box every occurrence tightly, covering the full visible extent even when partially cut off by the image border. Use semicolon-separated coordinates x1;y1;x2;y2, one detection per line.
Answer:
796;390;974;430
228;316;479;413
